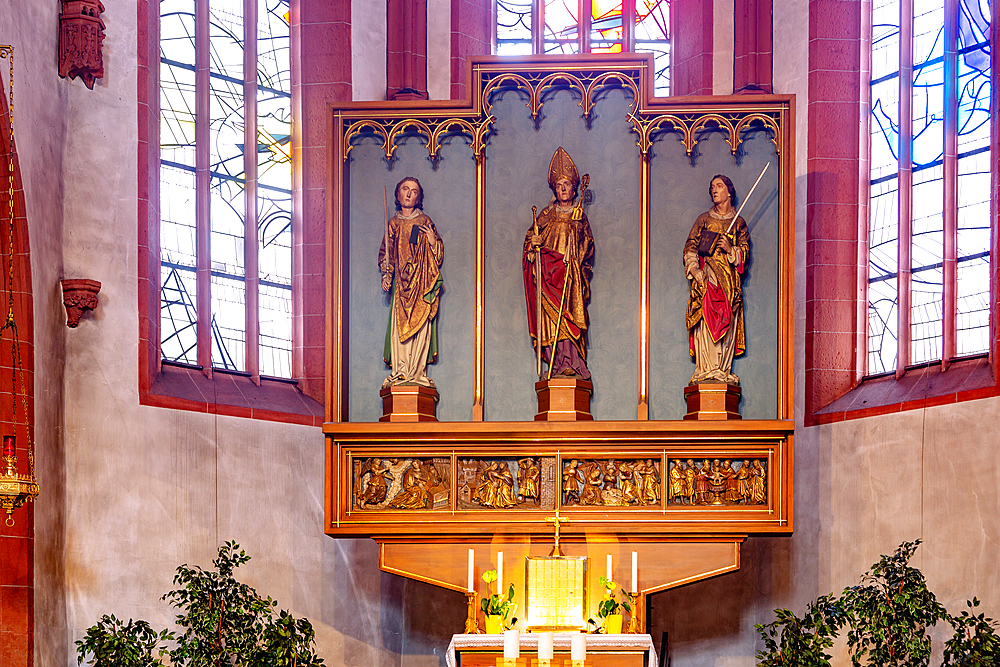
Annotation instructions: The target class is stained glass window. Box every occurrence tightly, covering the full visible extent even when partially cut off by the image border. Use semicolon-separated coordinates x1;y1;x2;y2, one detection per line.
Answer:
867;0;992;374
159;0;293;379
495;0;671;95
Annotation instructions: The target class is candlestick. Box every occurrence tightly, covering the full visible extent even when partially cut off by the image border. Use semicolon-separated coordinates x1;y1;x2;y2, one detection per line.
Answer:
497;551;504;592
504;629;519;658
606;554;612;582
631;551;637;594
625;592;642;634
464;591;481;634
537;632;553;660
570;633;586;661
468;548;475;592
2;435;13;458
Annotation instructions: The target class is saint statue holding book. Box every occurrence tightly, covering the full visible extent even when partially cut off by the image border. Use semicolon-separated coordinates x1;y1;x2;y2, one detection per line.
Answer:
378;177;444;388
683;174;750;385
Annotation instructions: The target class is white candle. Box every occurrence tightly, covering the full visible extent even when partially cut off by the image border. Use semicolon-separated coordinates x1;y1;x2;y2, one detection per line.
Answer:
571;633;586;661
631;551;638;594
504;629;519;658
606;554;612;582
497;551;504;592
537;632;554;660
468;549;475;592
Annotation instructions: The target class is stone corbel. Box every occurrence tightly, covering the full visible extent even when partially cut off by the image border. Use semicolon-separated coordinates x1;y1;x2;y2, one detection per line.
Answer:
61;279;101;327
59;0;106;89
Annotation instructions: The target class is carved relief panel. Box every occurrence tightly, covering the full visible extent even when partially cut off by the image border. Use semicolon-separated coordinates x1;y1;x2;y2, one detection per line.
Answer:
665;458;767;506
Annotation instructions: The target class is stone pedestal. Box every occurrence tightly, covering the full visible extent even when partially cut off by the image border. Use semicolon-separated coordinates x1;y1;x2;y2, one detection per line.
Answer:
683;383;742;420
379;385;439;422
534;378;594;421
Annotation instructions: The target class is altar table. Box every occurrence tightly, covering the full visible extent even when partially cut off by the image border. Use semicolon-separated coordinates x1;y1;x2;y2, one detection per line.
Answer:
447;633;657;667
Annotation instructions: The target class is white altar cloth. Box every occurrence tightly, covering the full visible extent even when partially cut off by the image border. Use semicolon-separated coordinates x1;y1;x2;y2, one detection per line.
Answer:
446;633;657;667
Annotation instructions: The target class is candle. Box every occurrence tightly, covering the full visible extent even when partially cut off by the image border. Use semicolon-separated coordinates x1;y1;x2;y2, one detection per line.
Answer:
497;551;504;592
571;633;586;661
468;549;475;592
606;554;612;582
537;632;554;660
504;629;519;658
2;436;13;458
631;551;638;594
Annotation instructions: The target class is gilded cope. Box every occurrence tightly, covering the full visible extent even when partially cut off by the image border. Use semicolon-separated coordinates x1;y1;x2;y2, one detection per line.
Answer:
379;177;444;388
683;174;750;385
523;147;595;379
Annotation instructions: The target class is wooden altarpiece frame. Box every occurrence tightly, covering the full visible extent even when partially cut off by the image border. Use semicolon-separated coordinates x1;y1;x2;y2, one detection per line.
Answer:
324;55;795;611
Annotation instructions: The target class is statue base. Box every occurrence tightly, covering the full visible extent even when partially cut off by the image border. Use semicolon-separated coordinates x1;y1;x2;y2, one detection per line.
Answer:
379;385;439;422
683;383;742;420
534;378;594;421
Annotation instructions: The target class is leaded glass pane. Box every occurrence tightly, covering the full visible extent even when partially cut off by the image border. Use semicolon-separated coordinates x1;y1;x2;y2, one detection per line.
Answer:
212;275;246;371
956;0;991;357
636;0;670;95
872;0;900;81
160;0;198;363
911;166;944;364
161;264;198;364
868;0;900;373
209;0;247;371
912;0;944;167
869;177;900;373
544;0;579;53
257;0;293;378
591;0;623;47
498;0;533;55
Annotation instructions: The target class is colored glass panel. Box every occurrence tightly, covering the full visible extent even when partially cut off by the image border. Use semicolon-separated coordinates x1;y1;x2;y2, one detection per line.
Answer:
869;176;900;374
209;0;247;371
635;0;670;95
497;0;533;55
544;0;580;53
868;0;901;372
257;0;293;378
910;166;944;364
867;0;991;371
160;0;198;363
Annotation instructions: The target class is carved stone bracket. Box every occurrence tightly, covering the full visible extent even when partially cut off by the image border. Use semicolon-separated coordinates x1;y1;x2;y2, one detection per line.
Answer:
61;278;101;327
59;0;106;89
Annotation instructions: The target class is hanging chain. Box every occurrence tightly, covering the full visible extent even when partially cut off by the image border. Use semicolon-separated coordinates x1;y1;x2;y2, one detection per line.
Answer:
0;46;33;480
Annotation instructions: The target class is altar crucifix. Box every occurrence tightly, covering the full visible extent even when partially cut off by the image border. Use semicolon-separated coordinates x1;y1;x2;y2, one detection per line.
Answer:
545;510;569;556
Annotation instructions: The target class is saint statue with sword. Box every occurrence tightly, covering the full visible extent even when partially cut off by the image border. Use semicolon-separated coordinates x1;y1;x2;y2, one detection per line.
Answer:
683;166;766;385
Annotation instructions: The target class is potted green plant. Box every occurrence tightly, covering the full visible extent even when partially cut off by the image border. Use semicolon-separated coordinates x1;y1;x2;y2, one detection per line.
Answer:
76;542;324;667
480;569;517;634
589;576;632;634
943;598;1000;667
75;615;173;667
755;540;1000;667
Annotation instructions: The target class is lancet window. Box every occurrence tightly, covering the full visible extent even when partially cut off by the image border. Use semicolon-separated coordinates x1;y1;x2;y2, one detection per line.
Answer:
867;0;993;375
159;0;293;379
495;1;671;95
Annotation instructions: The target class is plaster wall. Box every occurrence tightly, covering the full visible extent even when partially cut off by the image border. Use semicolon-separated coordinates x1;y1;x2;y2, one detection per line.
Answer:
3;0;1000;665
0;1;69;664
352;0;387;101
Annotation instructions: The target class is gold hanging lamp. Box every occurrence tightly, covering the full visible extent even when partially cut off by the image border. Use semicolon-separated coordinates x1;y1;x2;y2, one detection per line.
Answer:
0;45;38;526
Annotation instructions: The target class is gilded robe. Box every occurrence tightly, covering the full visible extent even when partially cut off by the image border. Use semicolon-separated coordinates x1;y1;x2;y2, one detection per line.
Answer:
523;204;595;378
683;209;750;384
379;210;444;386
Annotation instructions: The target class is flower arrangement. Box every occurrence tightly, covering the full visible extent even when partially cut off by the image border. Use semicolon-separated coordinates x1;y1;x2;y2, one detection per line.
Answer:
480;569;517;630
589;576;632;633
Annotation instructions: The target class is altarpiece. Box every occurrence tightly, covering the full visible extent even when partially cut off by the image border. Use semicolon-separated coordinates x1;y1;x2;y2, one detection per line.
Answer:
324;55;795;630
